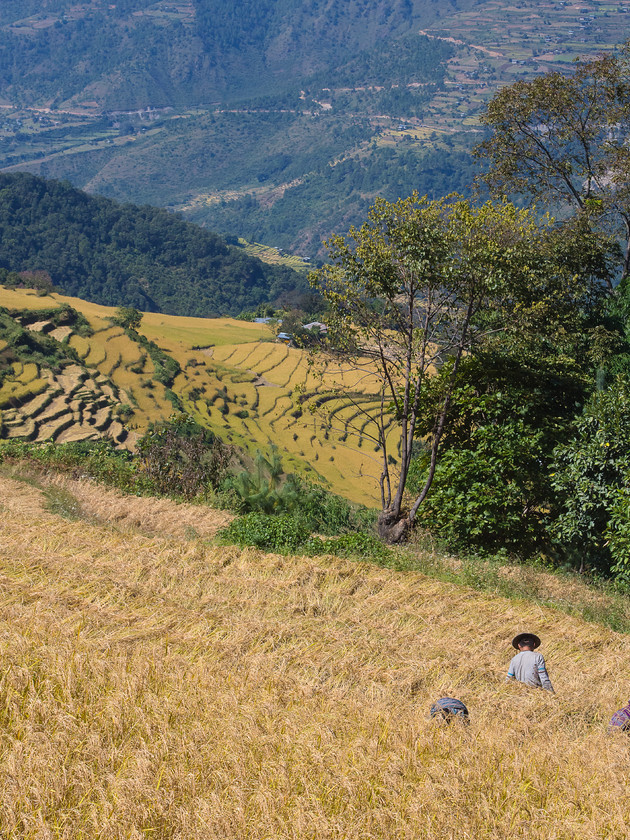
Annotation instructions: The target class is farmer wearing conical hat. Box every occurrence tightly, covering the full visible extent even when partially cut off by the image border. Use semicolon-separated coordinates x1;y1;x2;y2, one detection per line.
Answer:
506;632;554;693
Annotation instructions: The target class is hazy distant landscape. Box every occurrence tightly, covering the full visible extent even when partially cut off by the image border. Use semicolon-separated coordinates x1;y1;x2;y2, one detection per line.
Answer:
1;0;629;257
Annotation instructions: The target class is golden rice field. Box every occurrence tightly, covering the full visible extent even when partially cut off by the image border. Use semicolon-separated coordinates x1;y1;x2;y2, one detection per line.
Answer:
1;470;630;839
0;287;394;505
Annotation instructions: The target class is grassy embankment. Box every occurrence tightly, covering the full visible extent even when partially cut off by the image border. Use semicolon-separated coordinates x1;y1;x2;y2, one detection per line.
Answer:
0;287;392;506
1;468;630;838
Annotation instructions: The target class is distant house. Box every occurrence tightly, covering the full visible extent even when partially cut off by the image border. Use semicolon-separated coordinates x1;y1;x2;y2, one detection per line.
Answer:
253;317;274;324
303;321;328;335
277;332;293;344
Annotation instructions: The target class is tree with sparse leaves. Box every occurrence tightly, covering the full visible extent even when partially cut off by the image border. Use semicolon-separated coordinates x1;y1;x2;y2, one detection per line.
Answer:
475;43;630;282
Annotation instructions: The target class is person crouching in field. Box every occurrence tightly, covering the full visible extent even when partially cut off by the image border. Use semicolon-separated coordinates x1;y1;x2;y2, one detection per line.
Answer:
609;699;630;732
429;697;470;724
506;632;554;693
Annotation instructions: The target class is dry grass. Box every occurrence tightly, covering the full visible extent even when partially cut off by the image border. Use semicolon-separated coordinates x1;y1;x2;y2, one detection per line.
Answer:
1;475;630;838
41;472;234;539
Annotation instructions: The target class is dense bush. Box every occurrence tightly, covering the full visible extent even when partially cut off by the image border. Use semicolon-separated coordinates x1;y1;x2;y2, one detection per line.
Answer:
219;514;391;560
137;414;232;499
0;414;232;501
551;376;630;575
304;532;394;562
606;490;630;588
219;512;310;552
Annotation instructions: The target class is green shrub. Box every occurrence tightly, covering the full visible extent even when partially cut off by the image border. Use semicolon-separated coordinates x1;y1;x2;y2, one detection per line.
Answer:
226;445;376;534
220;513;391;560
552;375;630;575
219;513;310;552
137;413;232;499
606;488;630;588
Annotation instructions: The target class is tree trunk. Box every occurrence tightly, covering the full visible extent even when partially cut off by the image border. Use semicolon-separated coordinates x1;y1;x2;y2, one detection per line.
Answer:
377;508;410;544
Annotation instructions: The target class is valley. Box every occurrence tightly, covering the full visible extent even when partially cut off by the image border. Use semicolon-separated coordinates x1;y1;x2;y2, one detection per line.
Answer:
3;8;630;831
1;0;628;257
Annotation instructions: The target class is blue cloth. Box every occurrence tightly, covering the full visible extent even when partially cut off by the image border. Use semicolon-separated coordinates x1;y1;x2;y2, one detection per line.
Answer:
430;697;469;721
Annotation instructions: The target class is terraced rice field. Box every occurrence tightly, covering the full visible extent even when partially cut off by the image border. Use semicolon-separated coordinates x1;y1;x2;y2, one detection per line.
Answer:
0;287;395;505
0;360;134;447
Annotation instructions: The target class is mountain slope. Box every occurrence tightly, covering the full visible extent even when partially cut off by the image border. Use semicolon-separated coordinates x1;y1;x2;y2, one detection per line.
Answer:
0;0;463;110
3;0;630;260
0;173;305;316
0;284;390;506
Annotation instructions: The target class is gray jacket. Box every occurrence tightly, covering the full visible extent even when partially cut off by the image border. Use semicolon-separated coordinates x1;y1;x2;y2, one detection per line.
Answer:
506;650;554;692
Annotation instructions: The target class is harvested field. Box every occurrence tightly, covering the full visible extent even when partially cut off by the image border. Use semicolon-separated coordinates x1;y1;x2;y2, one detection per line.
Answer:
25;319;51;333
34;472;234;539
0;287;397;504
48;325;73;342
1;472;630;838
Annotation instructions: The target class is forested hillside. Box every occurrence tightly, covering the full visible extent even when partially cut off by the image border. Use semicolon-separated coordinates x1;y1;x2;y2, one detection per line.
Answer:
0;173;304;316
0;0;465;257
0;0;458;110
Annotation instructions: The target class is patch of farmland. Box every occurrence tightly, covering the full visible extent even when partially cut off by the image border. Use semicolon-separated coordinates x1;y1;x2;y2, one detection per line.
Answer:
99;333;132;378
83;341;107;366
20;390;57;419
0;358;134;448
68;334;91;360
240;342;288;371
0;287;60;311
54;364;86;393
140;314;270;353
54;425;101;444
262;352;305;389
19;362;39;384
35;411;75;442
214;342;265;370
24;320;52;334
49;326;73;342
211;343;247;367
0;364;49;410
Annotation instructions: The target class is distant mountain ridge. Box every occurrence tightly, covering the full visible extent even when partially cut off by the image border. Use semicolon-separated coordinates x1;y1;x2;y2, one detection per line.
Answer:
4;0;628;262
0;173;305;317
0;0;462;110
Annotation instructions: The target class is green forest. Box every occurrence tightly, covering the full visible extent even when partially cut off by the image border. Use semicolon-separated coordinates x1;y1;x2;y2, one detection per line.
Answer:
0;173;305;316
194;145;480;255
